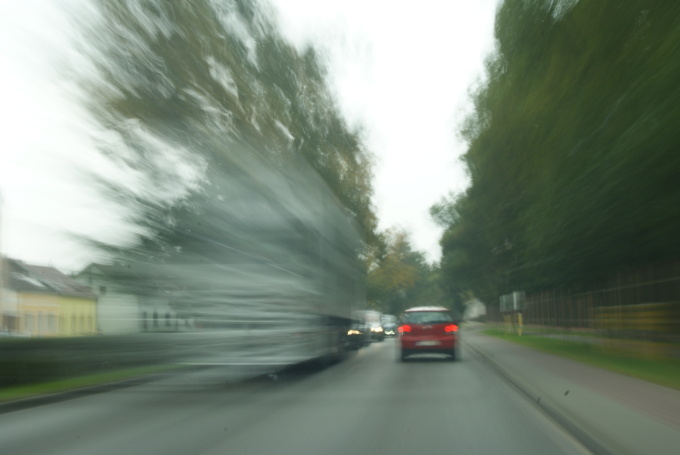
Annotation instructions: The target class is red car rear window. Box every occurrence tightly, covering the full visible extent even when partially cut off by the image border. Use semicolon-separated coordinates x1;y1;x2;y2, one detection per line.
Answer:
402;311;453;324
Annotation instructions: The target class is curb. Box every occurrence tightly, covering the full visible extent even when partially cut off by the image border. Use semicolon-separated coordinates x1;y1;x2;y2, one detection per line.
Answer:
463;338;614;455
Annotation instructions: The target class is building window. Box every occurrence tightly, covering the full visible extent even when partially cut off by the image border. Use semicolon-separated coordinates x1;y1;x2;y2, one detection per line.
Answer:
153;311;158;328
142;311;148;330
99;286;107;295
165;312;171;327
5;315;18;332
37;313;44;336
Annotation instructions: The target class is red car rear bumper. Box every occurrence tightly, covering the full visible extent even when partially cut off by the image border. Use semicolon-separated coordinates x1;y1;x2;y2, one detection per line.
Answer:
400;335;457;351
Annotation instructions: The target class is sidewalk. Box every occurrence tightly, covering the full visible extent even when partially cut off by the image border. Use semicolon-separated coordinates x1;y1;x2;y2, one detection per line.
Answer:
463;324;680;455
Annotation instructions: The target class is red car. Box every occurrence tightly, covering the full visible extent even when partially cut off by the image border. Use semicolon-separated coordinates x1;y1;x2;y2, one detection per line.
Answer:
397;306;459;361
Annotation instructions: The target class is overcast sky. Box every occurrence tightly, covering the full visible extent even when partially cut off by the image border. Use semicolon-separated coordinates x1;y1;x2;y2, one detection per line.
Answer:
0;0;497;270
269;0;498;261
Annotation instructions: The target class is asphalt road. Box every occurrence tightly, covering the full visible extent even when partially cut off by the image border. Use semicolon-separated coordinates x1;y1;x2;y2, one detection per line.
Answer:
0;338;591;455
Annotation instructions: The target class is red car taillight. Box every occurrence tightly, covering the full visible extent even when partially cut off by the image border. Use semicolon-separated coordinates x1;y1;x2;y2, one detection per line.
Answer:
444;324;459;333
398;325;412;333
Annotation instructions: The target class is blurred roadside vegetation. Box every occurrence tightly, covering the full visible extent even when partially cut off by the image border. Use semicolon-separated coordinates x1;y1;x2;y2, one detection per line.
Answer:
0;364;179;403
433;0;680;306
0;335;182;389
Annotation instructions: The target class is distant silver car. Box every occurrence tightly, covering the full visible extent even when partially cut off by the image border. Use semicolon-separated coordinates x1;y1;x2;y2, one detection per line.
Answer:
381;314;397;337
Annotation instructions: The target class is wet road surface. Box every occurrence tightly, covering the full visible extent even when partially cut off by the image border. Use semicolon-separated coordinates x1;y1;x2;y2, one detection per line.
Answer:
0;338;591;455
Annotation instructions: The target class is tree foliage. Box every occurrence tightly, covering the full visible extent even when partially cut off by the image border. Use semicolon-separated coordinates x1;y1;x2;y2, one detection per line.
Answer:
365;229;446;315
436;0;680;305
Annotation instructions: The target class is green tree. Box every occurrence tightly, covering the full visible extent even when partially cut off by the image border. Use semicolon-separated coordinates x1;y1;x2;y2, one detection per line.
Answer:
366;229;445;315
436;0;680;307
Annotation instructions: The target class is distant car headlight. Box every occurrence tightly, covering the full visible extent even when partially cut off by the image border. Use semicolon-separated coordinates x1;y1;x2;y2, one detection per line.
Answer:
371;327;383;332
347;329;361;335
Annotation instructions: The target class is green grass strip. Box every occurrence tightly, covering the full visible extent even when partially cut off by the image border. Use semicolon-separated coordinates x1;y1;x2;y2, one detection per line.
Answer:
483;329;680;390
0;364;181;403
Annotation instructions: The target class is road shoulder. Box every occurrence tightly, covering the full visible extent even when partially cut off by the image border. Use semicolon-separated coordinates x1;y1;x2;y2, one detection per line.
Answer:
463;326;680;455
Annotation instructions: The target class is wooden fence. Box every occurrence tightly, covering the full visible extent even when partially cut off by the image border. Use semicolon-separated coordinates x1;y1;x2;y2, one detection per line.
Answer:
502;260;680;337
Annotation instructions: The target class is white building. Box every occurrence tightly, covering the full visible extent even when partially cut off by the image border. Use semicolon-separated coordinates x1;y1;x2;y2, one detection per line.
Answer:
75;263;181;334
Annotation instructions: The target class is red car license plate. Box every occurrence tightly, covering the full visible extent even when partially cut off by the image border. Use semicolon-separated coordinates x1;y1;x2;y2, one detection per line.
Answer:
415;340;440;346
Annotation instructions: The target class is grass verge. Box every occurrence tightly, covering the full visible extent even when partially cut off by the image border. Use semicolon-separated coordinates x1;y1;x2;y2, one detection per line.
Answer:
0;364;181;403
483;329;680;390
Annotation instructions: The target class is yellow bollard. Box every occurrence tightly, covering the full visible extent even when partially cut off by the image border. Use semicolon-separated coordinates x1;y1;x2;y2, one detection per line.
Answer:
517;313;523;336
